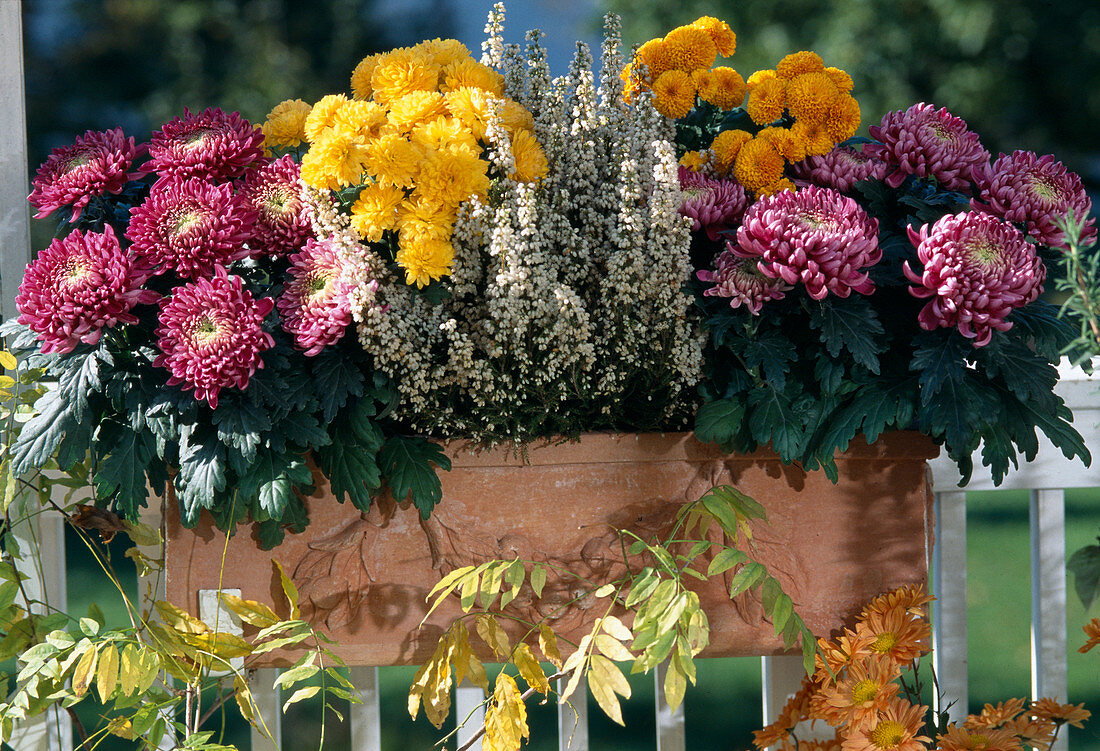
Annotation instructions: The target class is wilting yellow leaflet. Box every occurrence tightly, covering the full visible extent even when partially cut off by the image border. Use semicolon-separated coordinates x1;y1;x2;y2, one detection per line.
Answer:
663;652;688;712
408;634;455;728
538;624;562;669
484;673;528;751
600;616;633;642
475;613;510;658
512;643;549;694
121;520;161;547
587;654;631;726
95;643;119;702
451;621;488;690
153;601;209;635
118;643;141;696
219;594;280;628
234;675;255;722
71;645;99;697
0;352;16;370
594;634;633;663
273;561;300;619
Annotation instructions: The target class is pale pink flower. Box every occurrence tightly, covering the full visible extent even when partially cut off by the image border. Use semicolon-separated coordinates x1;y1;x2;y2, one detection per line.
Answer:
277;238;358;355
698;246;790;313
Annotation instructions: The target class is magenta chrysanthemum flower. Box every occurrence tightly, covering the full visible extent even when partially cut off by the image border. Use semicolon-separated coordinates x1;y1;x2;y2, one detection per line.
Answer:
276;238;357;356
866;103;989;192
153;268;275;408
15;225;158;354
239;155;313;257
146;108;265;187
678;167;749;240
903;211;1044;347
698;245;790;314
972;150;1096;250
127;177;257;279
733;185;881;300
28;128;147;222
792;144;888;193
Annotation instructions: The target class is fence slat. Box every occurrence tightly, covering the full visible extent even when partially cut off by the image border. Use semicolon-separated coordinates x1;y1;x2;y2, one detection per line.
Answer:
654;662;685;751
248;668;282;750
932;490;968;723
0;0;31;325
456;681;486;751
1030;488;1068;751
349;666;382;751
557;679;588;751
761;655;804;725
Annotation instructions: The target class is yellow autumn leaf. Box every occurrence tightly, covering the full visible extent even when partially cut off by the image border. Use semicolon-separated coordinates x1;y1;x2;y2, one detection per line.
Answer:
663;655;688;712
451;621;488;691
118;643;141;697
538;624;562;670
181;631;254;660
219;594;280;628
0;352;16;371
71;644;99;697
121;520;161;547
484;673;528;751
587;654;630;726
95;643;119;702
409;632;455;728
273;561;300;619
234;675;256;722
512;643;549;694
154;601;209;635
594;633;634;663
600;615;633;642
475;613;510;658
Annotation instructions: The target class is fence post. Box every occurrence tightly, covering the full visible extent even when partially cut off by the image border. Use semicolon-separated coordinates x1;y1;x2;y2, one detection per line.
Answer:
932;490;968;723
1030;488;1068;751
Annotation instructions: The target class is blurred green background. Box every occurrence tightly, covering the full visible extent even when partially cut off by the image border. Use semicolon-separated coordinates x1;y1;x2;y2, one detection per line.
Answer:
19;0;1100;749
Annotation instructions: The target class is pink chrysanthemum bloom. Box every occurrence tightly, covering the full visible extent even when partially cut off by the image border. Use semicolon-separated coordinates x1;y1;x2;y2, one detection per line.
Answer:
903;211;1044;347
153;268;275;408
277;238;359;356
972;150;1096;250
127;177;257;279
679;166;749;240
28;128;147;222
792;144;888;193
15;225;158;354
146;107;265;187
733;185;881;300
867;103;989;192
239;155;313;257
698;244;791;314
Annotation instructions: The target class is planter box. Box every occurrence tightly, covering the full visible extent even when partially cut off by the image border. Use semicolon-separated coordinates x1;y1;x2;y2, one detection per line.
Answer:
165;431;937;666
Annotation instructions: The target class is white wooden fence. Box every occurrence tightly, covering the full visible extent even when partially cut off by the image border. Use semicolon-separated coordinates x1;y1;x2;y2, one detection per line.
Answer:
2;3;1099;749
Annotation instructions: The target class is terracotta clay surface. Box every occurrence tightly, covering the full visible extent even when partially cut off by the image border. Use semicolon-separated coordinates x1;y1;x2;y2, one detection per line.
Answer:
165;431;937;666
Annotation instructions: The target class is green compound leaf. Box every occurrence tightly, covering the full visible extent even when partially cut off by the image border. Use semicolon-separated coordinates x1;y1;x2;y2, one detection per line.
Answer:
378;436;451;519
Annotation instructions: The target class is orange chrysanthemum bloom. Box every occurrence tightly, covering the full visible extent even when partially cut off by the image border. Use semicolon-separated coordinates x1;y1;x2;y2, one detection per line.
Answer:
1079;617;1100;653
387;91;448;133
663;25;719;72
786;72;842;124
351;54;382;100
854;607;931;664
350;182;405;242
302;133;367;189
824;96;861;142
1028;699;1091;729
303;94;349;143
825;66;855;92
840;699;931;751
965;699;1027;730
414;148;489;207
691;16;736;57
754;679;816;749
635;38;672;82
733;136;786;192
812;654;901;727
1001;716;1055;750
262;99;312;149
498;99;536;133
747;68;778;90
441;57;505;96
758;127;807;163
701;67;747;110
815;631;876;678
747;76;788;125
397;195;456;245
937;724;1022;751
862;587;935;619
710;129;754;174
680;150;707;171
792;120;838;158
510;129;549;183
776;50;826;80
757;177;798;197
652;69;696;119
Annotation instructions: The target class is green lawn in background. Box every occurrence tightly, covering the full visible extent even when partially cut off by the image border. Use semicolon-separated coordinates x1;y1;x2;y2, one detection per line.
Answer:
64;485;1100;750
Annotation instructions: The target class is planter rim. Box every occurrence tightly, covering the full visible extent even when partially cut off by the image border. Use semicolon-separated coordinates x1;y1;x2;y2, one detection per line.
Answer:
441;430;939;468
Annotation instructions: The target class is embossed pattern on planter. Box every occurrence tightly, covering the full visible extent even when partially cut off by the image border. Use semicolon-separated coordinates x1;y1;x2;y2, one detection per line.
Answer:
165;431;937;667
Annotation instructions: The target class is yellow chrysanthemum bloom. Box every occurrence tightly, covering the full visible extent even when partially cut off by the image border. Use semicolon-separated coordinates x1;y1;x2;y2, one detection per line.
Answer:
746;77;787;125
351;54;382;100
387;91;448;133
398;197;456;245
824;95;861;142
757;177;797;197
415;38;471;70
362;133;422;188
634;38;671;82
679;150;707;171
415;148;490;207
308;133;369;188
710;129;753;174
303;94;349;143
441;57;505;96
692;68;715;97
791;120;836;157
262;99;311;149
411;115;479;155
498;99;535;133
746;68;777;90
350;182;406;242
824;66;854;93
443;86;493;141
332;99;387;141
651;69;696;119
785;72;842;124
396;236;454;288
775;50;825;80
510;129;549;183
690;16;736;57
371;48;440;106
733;136;785;191
757;126;807;163
700;66;746;110
663;26;718;72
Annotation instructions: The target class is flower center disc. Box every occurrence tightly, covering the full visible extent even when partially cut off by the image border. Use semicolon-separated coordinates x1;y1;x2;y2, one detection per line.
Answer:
1026;172;1067;206
189;313;230;346
871;632;898;653
870;720;906;749
851;679;880;704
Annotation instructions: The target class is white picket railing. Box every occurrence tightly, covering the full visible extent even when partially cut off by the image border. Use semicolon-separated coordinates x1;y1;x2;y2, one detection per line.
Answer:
2;4;1099;749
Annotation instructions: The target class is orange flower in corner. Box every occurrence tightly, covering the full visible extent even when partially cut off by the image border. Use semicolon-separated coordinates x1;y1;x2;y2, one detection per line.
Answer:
1080;617;1100;653
840;698;930;751
937;723;1022;751
815;630;875;678
1028;698;1091;729
812;654;901;727
854;606;930;664
964;698;1027;730
862;586;934;619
